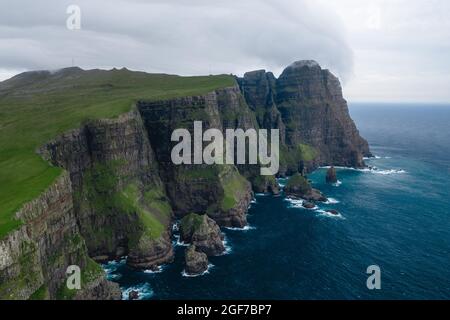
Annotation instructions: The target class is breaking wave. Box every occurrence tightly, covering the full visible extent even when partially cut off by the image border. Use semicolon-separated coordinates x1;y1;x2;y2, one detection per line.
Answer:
324;197;340;204
102;258;126;281
315;209;345;219
221;235;232;255
143;265;167;274
284;197;318;210
333;180;342;187
181;264;214;278
321;166;406;175
173;234;189;247
121;283;154;300
225;225;256;231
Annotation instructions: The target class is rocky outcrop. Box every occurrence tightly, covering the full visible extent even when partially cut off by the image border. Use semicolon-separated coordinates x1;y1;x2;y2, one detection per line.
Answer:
326;210;340;216
250;175;280;195
326;166;338;184
185;245;209;276
238;60;371;174
180;213;225;256
127;231;174;270
284;174;327;202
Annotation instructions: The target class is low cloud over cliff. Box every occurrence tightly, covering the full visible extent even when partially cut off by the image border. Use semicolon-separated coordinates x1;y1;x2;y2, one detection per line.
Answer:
0;0;353;80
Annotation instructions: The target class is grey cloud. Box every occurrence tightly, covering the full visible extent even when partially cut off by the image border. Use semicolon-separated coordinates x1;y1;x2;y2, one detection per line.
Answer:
0;0;353;80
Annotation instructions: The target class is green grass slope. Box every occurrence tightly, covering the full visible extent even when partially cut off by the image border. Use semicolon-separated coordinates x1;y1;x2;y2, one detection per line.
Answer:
0;67;235;239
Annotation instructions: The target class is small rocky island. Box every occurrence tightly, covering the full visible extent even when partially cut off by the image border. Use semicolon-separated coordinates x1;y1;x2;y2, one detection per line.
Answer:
326;166;338;184
185;245;209;276
179;213;225;275
284;173;328;203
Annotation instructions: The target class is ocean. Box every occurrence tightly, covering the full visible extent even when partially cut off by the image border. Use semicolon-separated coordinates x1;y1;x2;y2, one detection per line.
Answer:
104;103;450;300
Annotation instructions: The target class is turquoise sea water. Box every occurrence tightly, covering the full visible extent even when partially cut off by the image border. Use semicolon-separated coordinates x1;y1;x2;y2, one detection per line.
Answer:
104;103;450;300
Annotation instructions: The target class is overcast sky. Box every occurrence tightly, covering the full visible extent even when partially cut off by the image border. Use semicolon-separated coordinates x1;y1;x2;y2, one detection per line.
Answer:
0;0;449;103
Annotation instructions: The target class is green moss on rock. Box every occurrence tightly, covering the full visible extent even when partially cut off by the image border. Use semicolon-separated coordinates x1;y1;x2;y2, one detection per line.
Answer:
180;213;205;236
29;285;49;300
220;167;249;211
285;173;312;194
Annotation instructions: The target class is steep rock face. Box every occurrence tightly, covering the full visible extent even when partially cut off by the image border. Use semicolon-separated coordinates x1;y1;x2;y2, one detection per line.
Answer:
238;60;371;173
0;172;120;300
137;88;253;228
215;85;279;195
180;213;225;256
39;110;174;269
326;166;338;184
237;70;286;145
184;245;208;276
127;231;174;270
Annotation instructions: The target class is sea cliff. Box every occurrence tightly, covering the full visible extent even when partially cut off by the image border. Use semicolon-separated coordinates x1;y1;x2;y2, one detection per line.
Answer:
0;60;370;299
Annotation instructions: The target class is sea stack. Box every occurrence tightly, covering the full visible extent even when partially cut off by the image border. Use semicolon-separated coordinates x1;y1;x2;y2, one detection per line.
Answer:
326;166;338;184
180;213;225;256
284;173;328;202
185;245;209;276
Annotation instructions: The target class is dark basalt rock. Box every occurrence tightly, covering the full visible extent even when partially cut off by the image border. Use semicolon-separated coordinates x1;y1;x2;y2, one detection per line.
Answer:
185;245;209;276
284;173;328;202
303;201;316;209
238;60;372;172
250;175;280;195
302;189;328;202
326;210;339;216
128;290;139;300
326;166;338;184
137;90;253;228
180;214;225;256
127;231;174;269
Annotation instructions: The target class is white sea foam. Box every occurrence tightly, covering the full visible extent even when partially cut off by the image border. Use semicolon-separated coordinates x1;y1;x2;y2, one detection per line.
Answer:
173;234;189;247
373;169;406;175
321;166;406;175
315;209;344;219
364;155;392;160
284;197;318;210
102;258;126;280
221;236;232;255
255;192;270;197
324;197;340;204
333;180;342;187
106;273;122;281
181;264;214;278
225;225;256;231
284;197;304;207
143;265;166;274
277;178;287;188
121;283;154;300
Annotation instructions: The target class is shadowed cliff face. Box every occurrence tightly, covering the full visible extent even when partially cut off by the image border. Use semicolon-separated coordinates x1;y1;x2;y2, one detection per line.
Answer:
137;88;253;228
39;110;174;269
238;60;371;173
